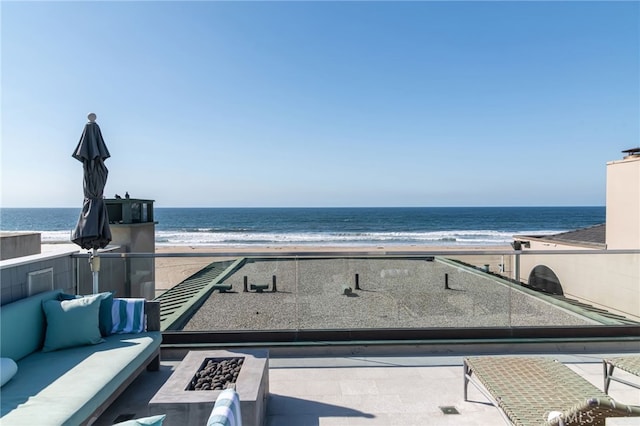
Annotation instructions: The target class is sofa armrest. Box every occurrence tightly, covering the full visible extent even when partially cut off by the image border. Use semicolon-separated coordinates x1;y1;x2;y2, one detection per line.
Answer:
143;300;161;372
145;301;161;332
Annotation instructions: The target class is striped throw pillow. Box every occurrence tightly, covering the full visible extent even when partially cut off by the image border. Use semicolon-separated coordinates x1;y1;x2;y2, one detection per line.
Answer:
111;298;145;334
207;388;242;426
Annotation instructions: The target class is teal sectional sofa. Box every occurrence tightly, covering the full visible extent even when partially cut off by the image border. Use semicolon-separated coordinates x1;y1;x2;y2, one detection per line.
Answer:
0;290;162;425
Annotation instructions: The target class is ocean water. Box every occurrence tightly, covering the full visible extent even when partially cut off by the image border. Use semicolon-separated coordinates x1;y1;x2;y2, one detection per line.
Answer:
0;206;605;247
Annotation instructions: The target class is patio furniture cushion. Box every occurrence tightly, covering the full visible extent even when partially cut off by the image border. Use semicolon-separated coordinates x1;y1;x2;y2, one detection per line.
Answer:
0;358;18;387
58;291;115;337
41;294;104;352
0;290;62;361
97;291;115;336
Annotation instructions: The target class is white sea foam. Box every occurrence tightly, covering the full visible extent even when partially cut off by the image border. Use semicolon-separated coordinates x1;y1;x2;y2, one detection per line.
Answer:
40;231;74;243
154;229;557;247
37;229;558;247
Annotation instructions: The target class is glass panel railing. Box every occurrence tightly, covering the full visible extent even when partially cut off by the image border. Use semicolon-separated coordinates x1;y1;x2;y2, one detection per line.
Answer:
291;255;516;329
73;249;639;337
155;254;221;299
516;250;640;326
75;246;127;296
180;255;290;331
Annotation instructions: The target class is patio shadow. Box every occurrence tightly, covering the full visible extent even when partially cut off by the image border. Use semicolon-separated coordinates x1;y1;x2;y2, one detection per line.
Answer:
267;393;375;426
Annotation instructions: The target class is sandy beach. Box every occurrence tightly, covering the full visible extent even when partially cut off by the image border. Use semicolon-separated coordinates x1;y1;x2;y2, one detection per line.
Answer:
154;244;513;294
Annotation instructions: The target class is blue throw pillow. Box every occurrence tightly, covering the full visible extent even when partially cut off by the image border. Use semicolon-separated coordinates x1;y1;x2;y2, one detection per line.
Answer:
96;292;114;336
58;291;114;337
0;358;18;387
42;294;104;352
113;414;166;425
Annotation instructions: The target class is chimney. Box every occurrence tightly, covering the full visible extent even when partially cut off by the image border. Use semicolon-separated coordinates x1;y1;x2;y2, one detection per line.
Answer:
621;147;640;159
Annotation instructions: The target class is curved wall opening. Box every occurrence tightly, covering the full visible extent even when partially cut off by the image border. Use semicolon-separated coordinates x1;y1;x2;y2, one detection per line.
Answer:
528;265;564;295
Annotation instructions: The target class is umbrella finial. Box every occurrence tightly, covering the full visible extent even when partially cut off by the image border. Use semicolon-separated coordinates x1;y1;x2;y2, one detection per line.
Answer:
87;113;97;123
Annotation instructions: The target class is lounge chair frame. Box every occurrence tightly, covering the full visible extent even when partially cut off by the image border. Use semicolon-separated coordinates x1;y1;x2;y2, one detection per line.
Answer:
463;356;640;426
603;356;640;394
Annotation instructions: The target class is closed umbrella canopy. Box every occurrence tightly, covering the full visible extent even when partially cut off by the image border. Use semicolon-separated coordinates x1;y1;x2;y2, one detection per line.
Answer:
71;113;112;250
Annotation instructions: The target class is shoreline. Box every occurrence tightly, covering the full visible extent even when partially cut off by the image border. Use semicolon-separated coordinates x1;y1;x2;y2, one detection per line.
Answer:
155;244;511;254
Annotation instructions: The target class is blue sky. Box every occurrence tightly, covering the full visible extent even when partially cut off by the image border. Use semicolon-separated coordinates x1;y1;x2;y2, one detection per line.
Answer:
1;1;638;208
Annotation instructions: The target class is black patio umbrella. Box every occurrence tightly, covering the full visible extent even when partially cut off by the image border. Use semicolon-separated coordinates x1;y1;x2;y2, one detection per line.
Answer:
71;113;112;293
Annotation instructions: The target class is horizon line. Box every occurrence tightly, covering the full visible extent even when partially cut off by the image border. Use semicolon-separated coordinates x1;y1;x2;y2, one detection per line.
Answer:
0;205;607;209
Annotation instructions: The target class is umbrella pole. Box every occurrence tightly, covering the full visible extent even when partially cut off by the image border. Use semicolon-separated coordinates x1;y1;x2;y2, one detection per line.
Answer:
89;248;100;294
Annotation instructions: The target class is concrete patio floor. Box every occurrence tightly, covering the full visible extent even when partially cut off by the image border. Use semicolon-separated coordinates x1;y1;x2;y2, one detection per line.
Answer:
94;352;640;426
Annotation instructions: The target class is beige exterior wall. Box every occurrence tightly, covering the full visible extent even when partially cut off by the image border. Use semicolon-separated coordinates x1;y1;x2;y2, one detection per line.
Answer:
606;155;640;249
519;241;639;320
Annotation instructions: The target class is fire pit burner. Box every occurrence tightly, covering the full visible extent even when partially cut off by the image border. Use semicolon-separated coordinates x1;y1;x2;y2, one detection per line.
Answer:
149;349;269;426
187;357;244;391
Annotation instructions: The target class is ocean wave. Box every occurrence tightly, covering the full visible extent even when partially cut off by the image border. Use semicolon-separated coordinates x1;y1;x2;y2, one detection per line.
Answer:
35;228;560;247
40;230;74;243
189;227;253;233
153;229;554;247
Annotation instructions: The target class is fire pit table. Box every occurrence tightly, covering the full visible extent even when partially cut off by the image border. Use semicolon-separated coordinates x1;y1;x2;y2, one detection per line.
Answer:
149;349;269;426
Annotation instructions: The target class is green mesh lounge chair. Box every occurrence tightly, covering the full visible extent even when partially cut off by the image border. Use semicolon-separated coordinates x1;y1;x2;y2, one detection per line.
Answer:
463;356;640;426
603;356;640;394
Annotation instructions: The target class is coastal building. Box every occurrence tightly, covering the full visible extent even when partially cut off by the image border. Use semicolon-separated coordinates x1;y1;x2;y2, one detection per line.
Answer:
513;148;640;320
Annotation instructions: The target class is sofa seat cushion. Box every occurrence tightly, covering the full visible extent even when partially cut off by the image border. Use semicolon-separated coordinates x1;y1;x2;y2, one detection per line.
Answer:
0;331;161;426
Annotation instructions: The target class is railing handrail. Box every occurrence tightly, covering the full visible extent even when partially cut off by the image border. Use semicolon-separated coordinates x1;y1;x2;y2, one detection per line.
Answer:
70;248;640;258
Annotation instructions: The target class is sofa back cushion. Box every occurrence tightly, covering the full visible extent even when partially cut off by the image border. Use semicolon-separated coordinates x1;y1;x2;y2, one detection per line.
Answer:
0;290;62;361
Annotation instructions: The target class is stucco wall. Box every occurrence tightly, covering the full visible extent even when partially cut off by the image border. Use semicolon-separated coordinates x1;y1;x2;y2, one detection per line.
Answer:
1;245;130;306
0;251;75;305
0;232;41;260
519;241;639;320
606;155;640;249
